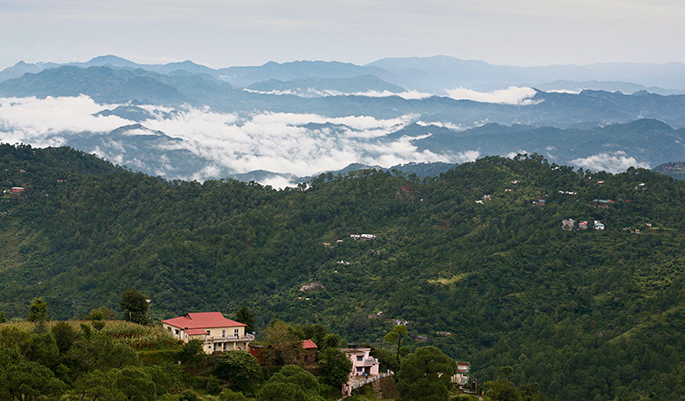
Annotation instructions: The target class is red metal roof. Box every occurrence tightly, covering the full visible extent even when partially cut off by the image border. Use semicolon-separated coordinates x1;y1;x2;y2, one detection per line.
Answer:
302;339;318;349
162;312;246;330
187;328;209;335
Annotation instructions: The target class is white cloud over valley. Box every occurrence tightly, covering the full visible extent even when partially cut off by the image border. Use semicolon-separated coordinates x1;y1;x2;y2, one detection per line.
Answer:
0;96;460;183
446;86;540;105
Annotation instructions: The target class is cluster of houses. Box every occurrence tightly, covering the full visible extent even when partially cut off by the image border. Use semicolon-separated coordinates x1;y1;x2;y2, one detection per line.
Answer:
299;282;325;292
162;311;391;395
350;233;377;240
562;219;605;231
366;311;409;326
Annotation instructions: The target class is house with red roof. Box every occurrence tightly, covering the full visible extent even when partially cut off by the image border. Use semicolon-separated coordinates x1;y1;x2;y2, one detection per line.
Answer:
302;339;318;363
162;312;254;354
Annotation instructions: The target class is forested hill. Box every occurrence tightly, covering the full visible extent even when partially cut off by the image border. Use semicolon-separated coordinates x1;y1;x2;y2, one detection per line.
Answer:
1;144;684;401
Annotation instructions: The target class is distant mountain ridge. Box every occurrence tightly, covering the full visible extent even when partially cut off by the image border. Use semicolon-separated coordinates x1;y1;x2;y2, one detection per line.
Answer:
2;55;685;184
4;65;685;128
4;54;685;94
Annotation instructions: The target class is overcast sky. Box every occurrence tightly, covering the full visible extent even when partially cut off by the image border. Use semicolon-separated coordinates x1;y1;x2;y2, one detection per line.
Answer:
1;0;684;70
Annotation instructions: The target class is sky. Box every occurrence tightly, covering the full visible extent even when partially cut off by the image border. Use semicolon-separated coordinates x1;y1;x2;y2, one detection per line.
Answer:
1;0;684;70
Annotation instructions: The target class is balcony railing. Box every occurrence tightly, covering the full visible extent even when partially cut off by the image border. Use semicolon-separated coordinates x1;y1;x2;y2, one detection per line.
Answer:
205;333;255;343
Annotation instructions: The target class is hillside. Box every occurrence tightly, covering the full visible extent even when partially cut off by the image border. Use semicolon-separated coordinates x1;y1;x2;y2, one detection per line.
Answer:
0;145;684;400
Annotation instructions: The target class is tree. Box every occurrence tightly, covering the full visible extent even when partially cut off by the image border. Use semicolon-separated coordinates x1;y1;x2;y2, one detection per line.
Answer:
300;324;327;348
66;369;126;401
2;360;67;401
235;306;255;333
119;289;149;325
384;324;408;368
0;311;6;323
320;333;342;351
177;339;206;364
262;319;304;365
27;297;48;322
484;377;521;401
319;348;353;388
89;306;118;321
24;331;60;368
218;389;247;401
52;321;78;353
268;364;319;394
68;335;140;374
257;382;308;401
116;366;157;401
396;346;457;401
215;350;262;391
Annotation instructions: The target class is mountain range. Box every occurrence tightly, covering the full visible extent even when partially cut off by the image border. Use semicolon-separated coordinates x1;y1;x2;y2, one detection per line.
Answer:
1;55;685;184
4;54;685;94
1;144;683;401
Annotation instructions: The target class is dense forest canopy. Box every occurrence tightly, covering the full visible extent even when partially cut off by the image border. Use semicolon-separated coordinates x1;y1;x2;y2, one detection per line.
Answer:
0;144;683;401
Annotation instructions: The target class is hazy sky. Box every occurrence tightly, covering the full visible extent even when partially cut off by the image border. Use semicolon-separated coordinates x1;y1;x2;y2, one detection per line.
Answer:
1;0;684;70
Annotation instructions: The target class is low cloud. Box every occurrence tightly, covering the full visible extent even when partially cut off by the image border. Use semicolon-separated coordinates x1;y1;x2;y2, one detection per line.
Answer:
453;150;480;163
0;95;129;137
416;120;466;131
506;150;529;159
260;176;299;190
243;88;434;100
0;96;461;182
445;86;540;105
571;151;650;173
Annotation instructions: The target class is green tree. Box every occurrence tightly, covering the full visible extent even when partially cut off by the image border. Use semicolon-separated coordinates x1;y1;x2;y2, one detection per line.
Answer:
80;323;93;339
66;369;126;401
257;382;308;401
177;339;206;365
300;324;327;348
116;366;157;401
27;297;48;322
52;321;78;353
319;348;353;388
23;331;60;368
384;325;408;368
320;333;342;351
0;311;6;323
235;306;255;333
269;364;319;394
502;365;514;380
218;389;248;401
215;350;262;391
68;335;140;374
119;289;149;325
2;360;67;401
484;377;521;401
89;306;118;321
262;319;304;366
396;346;457;401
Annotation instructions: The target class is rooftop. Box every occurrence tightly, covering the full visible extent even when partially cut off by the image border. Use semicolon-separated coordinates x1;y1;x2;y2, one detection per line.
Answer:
162;312;246;330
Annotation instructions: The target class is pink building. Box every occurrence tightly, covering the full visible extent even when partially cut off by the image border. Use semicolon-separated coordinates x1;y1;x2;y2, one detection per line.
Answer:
341;348;380;376
340;348;390;396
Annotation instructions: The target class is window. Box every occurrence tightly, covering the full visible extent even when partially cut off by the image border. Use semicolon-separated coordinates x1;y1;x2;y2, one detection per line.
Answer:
357;356;363;362
222;329;226;338
357;367;363;373
234;329;239;338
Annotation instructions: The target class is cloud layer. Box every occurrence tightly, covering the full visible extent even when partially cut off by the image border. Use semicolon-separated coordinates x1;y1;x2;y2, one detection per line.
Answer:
0;96;463;184
570;151;650;173
445;86;540;105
